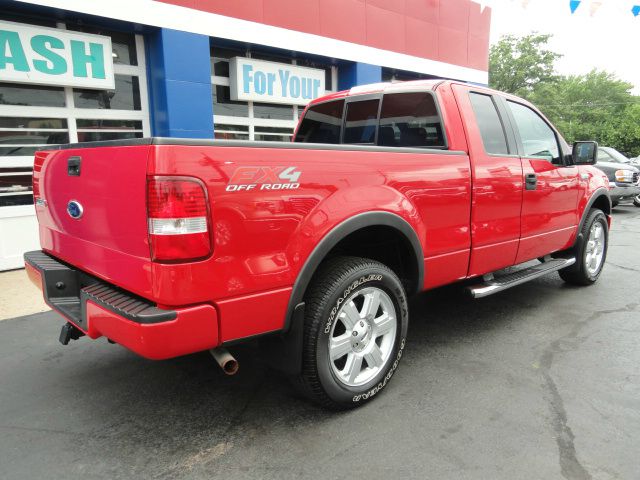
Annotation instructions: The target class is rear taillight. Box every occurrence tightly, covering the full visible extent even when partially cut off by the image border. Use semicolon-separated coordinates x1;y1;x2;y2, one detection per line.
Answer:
33;152;47;203
147;176;211;261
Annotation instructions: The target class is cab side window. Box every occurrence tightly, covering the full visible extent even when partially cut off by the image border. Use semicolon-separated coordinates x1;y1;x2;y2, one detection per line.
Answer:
469;92;509;155
343;99;380;144
294;99;345;144
507;101;560;163
378;92;445;148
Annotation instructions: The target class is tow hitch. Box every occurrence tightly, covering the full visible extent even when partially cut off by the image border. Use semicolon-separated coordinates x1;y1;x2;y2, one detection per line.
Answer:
59;322;85;345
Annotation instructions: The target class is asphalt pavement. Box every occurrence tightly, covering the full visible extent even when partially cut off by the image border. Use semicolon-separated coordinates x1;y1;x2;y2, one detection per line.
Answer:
1;207;639;480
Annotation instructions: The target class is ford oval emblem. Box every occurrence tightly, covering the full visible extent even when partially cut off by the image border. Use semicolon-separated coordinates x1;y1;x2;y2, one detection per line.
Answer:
67;200;83;219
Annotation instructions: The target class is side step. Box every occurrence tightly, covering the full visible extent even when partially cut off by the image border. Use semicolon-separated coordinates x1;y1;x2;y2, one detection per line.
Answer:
467;258;576;299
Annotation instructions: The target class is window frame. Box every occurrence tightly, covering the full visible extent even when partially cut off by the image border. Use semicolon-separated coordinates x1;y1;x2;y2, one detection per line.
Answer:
468;91;516;157
500;97;566;166
340;93;383;145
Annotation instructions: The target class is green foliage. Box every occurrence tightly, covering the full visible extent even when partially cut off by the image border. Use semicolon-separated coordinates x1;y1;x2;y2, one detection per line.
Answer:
490;34;640;157
489;33;561;96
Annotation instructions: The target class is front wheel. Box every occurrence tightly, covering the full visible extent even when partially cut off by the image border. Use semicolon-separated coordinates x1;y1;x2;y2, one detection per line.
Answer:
633;195;640;207
298;256;408;409
559;209;608;285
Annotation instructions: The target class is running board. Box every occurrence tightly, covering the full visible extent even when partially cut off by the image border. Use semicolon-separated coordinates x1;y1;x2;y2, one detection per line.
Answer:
467;258;576;299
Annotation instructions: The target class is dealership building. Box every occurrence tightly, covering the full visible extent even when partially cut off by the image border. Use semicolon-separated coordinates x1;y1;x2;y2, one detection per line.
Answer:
0;0;491;270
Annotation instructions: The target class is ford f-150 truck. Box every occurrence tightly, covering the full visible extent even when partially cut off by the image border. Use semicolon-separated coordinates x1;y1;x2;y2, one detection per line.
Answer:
25;80;611;409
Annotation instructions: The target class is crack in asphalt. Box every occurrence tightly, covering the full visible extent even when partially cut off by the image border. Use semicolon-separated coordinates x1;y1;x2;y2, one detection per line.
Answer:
0;424;81;437
539;303;639;480
607;262;640;273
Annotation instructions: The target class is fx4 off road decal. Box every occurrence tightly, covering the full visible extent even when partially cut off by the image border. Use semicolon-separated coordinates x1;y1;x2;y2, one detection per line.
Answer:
226;166;301;192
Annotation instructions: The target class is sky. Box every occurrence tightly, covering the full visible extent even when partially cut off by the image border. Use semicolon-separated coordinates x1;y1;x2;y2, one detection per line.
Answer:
486;0;640;93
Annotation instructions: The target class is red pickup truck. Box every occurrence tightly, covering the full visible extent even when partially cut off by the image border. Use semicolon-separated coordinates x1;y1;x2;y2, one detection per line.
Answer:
25;80;610;409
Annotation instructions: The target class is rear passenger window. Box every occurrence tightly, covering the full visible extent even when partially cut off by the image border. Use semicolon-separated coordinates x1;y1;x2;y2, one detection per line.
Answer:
378;92;445;148
343;99;379;144
295;99;344;144
469;92;509;155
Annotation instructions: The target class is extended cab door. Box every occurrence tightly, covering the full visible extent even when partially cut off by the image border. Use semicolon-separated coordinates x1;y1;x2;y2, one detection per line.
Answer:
500;99;580;263
452;84;523;276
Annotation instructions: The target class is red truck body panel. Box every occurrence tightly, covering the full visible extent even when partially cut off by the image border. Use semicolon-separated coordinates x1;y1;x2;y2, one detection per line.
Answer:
28;80;610;359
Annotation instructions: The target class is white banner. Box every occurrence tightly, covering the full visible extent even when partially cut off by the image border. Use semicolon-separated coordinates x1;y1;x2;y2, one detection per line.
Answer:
229;57;325;106
0;20;114;89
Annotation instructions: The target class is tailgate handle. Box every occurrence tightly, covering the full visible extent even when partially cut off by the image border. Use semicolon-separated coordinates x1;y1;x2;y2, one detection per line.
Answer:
68;156;81;176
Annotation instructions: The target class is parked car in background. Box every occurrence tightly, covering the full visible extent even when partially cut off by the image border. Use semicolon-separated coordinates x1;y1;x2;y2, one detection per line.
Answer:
596;147;640;207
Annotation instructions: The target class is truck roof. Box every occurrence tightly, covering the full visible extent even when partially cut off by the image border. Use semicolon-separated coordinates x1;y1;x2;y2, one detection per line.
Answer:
308;79;447;106
308;79;542;120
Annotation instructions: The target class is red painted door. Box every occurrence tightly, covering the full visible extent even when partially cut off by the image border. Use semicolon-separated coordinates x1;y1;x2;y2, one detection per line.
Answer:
502;100;580;263
452;84;523;277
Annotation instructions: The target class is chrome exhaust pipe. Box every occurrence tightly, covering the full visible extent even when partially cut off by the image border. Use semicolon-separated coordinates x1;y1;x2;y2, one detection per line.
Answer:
209;347;239;375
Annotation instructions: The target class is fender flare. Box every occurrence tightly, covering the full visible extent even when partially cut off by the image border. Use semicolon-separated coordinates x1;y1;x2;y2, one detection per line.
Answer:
578;188;611;235
566;188;611;255
283;211;424;332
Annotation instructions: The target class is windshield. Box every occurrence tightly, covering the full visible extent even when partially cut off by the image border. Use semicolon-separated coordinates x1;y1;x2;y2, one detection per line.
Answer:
603;147;630;164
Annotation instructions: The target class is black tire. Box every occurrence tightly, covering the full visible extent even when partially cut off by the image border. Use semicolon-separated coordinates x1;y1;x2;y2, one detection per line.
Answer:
633;195;640;208
559;209;608;285
298;256;408;409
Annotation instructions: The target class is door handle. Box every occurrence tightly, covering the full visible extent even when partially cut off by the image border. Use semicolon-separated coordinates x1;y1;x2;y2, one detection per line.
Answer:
525;173;537;190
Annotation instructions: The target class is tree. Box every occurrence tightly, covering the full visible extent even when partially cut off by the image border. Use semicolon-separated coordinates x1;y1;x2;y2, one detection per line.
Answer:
489;33;561;96
601;103;640;157
530;70;639;156
489;33;640;157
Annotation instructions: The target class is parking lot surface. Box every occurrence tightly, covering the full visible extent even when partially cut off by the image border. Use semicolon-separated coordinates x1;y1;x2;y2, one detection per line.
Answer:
1;207;639;480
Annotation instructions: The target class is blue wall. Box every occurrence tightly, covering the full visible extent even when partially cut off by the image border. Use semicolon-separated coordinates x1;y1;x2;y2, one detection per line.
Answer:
338;62;382;91
147;28;214;138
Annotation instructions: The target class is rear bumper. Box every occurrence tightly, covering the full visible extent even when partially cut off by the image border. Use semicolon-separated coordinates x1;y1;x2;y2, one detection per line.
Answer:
24;250;219;359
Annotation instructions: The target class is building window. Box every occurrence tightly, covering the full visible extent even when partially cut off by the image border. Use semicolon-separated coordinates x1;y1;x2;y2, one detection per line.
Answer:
253;102;294;121
212;85;249;117
0;167;34;208
214;124;249;140
254;126;295;142
0;18;150;205
76;119;144;142
210;45;337;141
73;76;142;111
0;117;69;157
0;84;66;108
382;68;438;83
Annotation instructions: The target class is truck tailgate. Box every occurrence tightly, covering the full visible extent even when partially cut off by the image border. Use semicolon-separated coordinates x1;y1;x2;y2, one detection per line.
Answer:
34;145;153;299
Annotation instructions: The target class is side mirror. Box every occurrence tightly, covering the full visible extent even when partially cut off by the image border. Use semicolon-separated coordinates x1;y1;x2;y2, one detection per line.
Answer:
572;141;598;165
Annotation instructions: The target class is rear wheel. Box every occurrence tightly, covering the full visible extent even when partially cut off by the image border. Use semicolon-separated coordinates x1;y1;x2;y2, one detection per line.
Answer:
298;256;408;409
559;209;608;285
633;195;640;207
